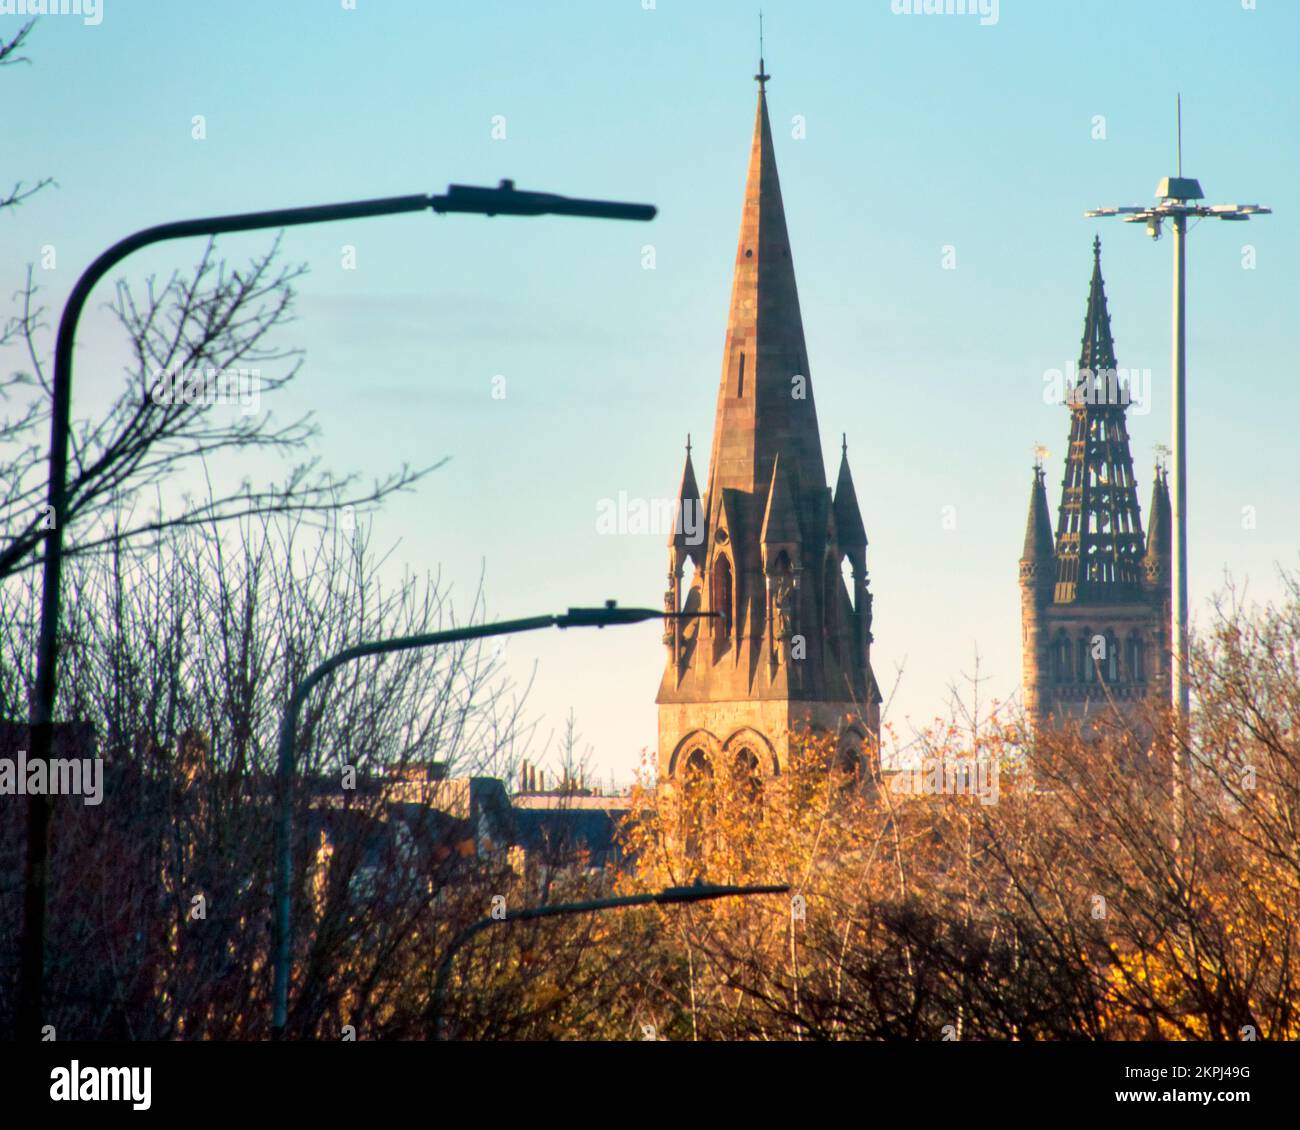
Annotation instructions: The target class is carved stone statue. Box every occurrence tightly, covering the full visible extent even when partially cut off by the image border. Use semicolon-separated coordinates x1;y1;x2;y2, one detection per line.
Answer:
773;576;794;641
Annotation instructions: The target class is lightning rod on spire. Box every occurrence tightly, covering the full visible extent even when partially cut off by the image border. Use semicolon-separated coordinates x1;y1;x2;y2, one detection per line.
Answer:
755;10;770;90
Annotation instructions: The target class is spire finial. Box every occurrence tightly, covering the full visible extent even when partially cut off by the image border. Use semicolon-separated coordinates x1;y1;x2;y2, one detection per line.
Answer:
1093;234;1101;264
841;432;847;457
686;432;692;456
755;11;770;90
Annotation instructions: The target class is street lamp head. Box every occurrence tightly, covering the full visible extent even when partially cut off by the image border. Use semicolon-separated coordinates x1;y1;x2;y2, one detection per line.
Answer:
1157;176;1204;202
555;602;718;629
432;179;657;222
1206;203;1273;220
1085;206;1144;219
655;881;791;905
1093;201;1271;227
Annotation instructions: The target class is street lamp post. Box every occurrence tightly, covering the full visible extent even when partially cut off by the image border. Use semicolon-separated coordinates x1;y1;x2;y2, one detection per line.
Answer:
429;881;791;1040
16;181;656;1038
1085;97;1271;725
271;603;712;1038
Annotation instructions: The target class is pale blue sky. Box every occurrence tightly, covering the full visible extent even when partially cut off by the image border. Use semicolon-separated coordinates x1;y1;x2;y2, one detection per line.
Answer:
3;0;1297;779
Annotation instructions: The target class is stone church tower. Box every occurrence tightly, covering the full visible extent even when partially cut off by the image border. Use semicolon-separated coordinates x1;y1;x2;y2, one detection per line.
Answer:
656;64;881;794
1020;238;1172;733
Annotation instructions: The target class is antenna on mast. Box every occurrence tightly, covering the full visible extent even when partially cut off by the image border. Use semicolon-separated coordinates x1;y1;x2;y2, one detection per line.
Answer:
1176;93;1182;177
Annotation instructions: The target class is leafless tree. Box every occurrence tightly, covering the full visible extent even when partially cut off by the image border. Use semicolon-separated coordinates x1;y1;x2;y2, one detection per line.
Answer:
1;21;53;213
0;513;533;1038
1;238;434;583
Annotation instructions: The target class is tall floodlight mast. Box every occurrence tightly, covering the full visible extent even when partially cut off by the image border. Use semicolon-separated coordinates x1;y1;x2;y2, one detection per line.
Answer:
1085;95;1271;726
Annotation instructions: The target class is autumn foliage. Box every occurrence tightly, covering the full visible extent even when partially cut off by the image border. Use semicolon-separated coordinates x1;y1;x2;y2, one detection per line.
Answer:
2;561;1298;1040
603;573;1300;1041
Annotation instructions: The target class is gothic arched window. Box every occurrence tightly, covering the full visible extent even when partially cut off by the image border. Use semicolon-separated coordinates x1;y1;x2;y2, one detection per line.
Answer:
1105;632;1120;683
681;748;715;864
1054;633;1072;683
836;745;864;790
711;555;733;643
1127;635;1145;683
732;747;762;805
822;555;840;659
1080;632;1096;684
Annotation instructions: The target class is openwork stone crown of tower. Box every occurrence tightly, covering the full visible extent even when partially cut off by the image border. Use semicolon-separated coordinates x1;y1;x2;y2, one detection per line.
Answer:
1020;238;1172;733
656;62;881;794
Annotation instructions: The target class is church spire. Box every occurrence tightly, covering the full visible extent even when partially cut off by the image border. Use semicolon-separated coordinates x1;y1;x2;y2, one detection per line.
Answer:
656;61;880;785
703;60;825;521
1053;239;1145;602
1020;252;1171;737
1080;235;1118;374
